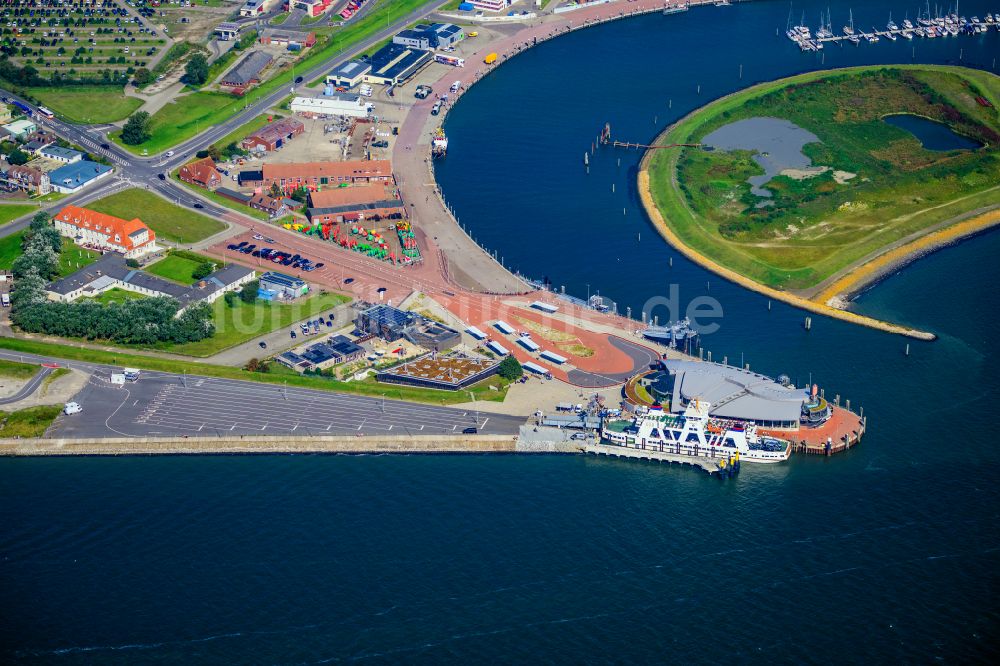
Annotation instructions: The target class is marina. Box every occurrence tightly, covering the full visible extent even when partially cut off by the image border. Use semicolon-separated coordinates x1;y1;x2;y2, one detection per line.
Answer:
785;7;1000;51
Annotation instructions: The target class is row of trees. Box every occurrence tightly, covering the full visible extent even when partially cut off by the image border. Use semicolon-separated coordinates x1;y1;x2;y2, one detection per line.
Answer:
9;213;216;346
0;55;131;87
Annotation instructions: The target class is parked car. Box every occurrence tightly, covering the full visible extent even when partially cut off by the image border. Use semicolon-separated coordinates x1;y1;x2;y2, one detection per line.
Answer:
227;244;239;250
571;433;589;441
290;331;297;339
259;341;267;349
253;234;264;240
325;321;333;328
462;427;478;434
63;402;82;415
315;263;325;269
343;277;354;284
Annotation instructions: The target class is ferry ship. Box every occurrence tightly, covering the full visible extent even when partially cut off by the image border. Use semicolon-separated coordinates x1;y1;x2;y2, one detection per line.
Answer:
601;400;792;463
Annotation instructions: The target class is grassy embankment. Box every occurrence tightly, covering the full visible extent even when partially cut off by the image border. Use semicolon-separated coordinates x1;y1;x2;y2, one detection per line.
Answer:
87;189;227;244
145;250;218;284
23;87;143;124
112;0;432;154
163;291;351;357
0;204;38;226
0;337;510;404
0;405;62;439
0;358;38;380
646;65;1000;294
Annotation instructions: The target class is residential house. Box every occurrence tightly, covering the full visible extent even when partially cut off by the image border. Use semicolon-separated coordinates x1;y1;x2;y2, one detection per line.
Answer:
1;164;51;195
179;157;222;189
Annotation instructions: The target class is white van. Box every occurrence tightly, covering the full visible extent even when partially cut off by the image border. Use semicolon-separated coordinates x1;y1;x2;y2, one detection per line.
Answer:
450;80;461;93
64;402;82;415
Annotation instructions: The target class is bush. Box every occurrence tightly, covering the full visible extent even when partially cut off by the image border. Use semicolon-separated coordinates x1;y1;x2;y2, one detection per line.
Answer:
182;53;208;85
121;110;151;145
191;262;215;280
498;355;523;381
224;291;238;307
240;279;259;304
6;148;29;165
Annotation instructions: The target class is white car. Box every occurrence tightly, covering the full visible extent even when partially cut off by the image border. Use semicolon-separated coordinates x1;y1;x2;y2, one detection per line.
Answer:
63;402;82;415
164;150;174;157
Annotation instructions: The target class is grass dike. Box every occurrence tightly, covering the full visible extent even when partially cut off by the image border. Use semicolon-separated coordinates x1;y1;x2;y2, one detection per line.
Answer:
639;65;1000;340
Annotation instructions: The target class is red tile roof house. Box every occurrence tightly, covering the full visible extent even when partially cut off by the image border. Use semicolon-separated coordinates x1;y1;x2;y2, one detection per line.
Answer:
54;205;159;259
306;183;406;224
248;193;292;218
260;160;393;193
241;117;305;153
179;157;222;189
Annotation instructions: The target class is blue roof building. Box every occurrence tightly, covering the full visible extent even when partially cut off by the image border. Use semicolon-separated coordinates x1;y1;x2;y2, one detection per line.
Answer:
48;160;113;193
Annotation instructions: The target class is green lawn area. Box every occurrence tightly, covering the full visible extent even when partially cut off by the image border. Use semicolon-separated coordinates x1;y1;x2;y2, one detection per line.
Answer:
57;238;100;277
0;405;62;439
647;65;1000;292
87;189;227;244
145;250;218;284
112;91;244;155
25;86;143;124
0;358;38;380
165;291;351;357
0;231;24;269
0;204;37;226
0;336;508;405
82;288;147;305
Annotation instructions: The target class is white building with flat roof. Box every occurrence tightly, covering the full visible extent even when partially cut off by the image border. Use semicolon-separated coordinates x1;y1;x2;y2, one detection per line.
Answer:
290;95;373;118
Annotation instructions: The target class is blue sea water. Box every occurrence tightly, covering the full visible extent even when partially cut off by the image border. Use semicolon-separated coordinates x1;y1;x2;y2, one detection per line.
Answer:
3;1;1000;662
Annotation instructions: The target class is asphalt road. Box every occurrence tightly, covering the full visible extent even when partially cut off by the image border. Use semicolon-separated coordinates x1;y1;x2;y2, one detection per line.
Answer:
0;350;523;439
0;0;449;240
0;366;52;405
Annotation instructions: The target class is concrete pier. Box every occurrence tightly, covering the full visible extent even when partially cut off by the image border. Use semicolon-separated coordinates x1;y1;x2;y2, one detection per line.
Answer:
581;442;730;475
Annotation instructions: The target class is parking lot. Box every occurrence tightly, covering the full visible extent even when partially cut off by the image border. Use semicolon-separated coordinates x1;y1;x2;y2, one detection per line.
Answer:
48;370;525;439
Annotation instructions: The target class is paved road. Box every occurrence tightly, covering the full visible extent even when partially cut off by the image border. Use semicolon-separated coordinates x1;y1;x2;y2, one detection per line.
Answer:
0;350;523;439
0;366;52;406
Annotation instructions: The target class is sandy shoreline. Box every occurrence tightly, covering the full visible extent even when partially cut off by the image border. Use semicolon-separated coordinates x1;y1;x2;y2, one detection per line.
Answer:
637;170;938;340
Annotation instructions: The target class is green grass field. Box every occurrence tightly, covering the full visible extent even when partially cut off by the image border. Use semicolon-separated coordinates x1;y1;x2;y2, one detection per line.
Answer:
0;358;38;380
0;405;62;439
25;86;144;124
111;91;243;155
0;231;24;269
647;65;1000;292
87;189;226;244
145;250;218;284
81;288;146;305
0;233;96;275
165;291;351;357
0;336;508;405
0;204;37;226
57;238;100;277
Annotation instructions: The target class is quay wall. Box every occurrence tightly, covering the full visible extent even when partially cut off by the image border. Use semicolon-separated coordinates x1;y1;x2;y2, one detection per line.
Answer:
0;435;585;457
